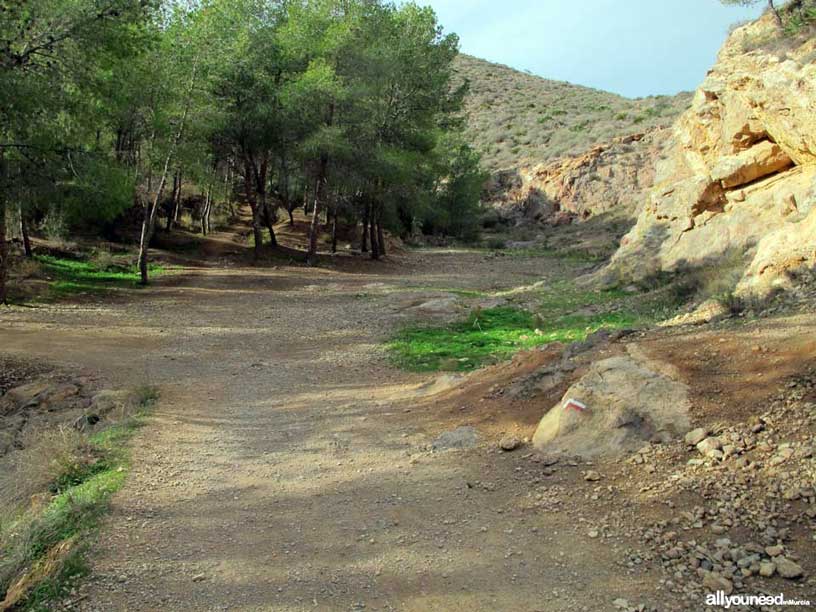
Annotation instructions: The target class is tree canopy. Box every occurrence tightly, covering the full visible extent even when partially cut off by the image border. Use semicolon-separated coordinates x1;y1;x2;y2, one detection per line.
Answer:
0;0;485;301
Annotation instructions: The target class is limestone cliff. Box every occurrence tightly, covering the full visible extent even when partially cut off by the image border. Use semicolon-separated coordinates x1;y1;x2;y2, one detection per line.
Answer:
485;129;673;225
605;16;816;295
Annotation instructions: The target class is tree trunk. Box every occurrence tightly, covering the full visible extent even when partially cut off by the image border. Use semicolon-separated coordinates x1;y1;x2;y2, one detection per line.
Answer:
201;186;212;235
375;206;386;257
330;202;338;254
19;204;31;257
166;168;181;231
254;156;277;248
244;160;264;259
360;202;371;253
262;197;278;247
138;164;171;285
307;156;328;264
303;182;310;216
0;154;7;304
768;0;783;27
139;62;197;285
287;207;294;226
369;208;379;261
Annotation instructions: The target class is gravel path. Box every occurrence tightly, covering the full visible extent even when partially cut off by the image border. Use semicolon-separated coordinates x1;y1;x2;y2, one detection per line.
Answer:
0;241;655;611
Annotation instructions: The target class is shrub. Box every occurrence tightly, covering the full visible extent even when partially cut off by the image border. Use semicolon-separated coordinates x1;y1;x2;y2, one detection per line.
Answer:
39;210;69;243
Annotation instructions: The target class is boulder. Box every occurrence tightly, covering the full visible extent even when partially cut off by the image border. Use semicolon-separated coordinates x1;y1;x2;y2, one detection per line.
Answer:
408;297;461;316
89;389;135;418
532;354;691;458
684;428;709;446
5;380;54;408
711;141;793;189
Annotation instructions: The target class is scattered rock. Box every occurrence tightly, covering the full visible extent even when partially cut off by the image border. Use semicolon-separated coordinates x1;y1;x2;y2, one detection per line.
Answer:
432;426;479;451
702;572;733;595
775;557;804;579
684;428;708;446
499;436;522;452
759;561;776;577
765;545;784;557
696;437;722;457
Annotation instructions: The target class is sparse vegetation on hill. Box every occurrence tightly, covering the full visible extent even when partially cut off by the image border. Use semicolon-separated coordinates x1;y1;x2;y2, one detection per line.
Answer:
454;55;692;171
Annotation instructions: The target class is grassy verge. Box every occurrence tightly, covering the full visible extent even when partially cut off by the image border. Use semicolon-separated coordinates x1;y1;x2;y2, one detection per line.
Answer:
387;279;691;372
0;386;157;610
388;306;641;372
34;255;165;299
502;245;608;263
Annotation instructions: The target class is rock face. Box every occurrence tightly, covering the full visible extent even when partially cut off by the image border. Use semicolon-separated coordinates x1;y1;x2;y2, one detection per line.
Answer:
486;130;673;224
604;16;816;295
532;354;691;458
0;376;138;456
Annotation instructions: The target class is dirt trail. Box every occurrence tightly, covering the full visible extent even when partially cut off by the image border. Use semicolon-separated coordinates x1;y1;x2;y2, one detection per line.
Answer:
0;227;725;611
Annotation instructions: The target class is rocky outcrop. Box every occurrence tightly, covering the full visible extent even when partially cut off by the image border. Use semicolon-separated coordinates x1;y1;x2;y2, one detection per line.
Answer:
532;352;691;458
605;16;816;295
486;130;672;224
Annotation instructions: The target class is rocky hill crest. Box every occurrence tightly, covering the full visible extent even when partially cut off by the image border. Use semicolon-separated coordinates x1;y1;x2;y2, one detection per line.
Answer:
604;15;816;296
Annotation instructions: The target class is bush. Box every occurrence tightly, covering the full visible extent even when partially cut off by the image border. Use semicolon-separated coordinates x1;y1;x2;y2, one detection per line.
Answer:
40;210;69;243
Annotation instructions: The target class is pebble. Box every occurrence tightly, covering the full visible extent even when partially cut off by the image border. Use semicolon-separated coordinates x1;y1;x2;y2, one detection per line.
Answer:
775;557;804;579
499;436;522;451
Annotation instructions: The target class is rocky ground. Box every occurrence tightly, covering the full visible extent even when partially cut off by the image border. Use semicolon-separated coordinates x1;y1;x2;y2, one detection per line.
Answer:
0;219;814;611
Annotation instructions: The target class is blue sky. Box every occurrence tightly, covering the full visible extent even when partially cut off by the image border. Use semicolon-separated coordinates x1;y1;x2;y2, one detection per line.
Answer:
419;0;764;98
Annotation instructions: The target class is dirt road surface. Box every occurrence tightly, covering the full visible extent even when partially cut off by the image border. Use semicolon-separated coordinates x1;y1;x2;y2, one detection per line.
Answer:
0;226;663;612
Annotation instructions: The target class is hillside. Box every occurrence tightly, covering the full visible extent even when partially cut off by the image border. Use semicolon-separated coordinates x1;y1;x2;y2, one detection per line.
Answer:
454;54;693;173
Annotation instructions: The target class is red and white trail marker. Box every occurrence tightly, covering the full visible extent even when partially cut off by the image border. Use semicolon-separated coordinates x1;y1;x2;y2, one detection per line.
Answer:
564;398;588;413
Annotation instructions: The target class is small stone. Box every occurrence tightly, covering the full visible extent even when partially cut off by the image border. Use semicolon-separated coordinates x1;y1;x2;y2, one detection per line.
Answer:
499;436;521;451
702;572;733;595
588;529;600;539
775;557;804;579
696;437;722;456
584;470;602;482
192;574;207;582
765;545;784;557
612;599;629;610
759;562;776;577
685;428;708;446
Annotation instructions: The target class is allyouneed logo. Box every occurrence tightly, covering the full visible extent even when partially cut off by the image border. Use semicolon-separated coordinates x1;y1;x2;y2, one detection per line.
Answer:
706;591;812;608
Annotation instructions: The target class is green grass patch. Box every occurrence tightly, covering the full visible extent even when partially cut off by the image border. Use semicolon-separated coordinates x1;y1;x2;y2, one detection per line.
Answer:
387;306;642;372
0;388;157;610
35;255;164;298
387;275;692;373
502;245;607;263
537;282;628;315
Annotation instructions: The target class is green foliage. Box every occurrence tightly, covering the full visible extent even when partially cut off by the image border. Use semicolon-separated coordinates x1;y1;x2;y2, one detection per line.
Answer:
34;255;163;297
420;134;488;240
387;268;698;373
388;305;640;372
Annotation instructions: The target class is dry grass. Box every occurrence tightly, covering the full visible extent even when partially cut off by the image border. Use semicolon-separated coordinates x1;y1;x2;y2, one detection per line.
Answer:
454;55;692;172
0;429;92;517
0;386;158;607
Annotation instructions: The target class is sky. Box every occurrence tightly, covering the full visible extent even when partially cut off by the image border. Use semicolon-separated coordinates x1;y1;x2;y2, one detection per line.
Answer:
418;0;765;98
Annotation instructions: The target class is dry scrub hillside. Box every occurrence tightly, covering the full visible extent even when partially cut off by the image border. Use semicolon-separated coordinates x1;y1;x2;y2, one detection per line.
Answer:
454;54;692;173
